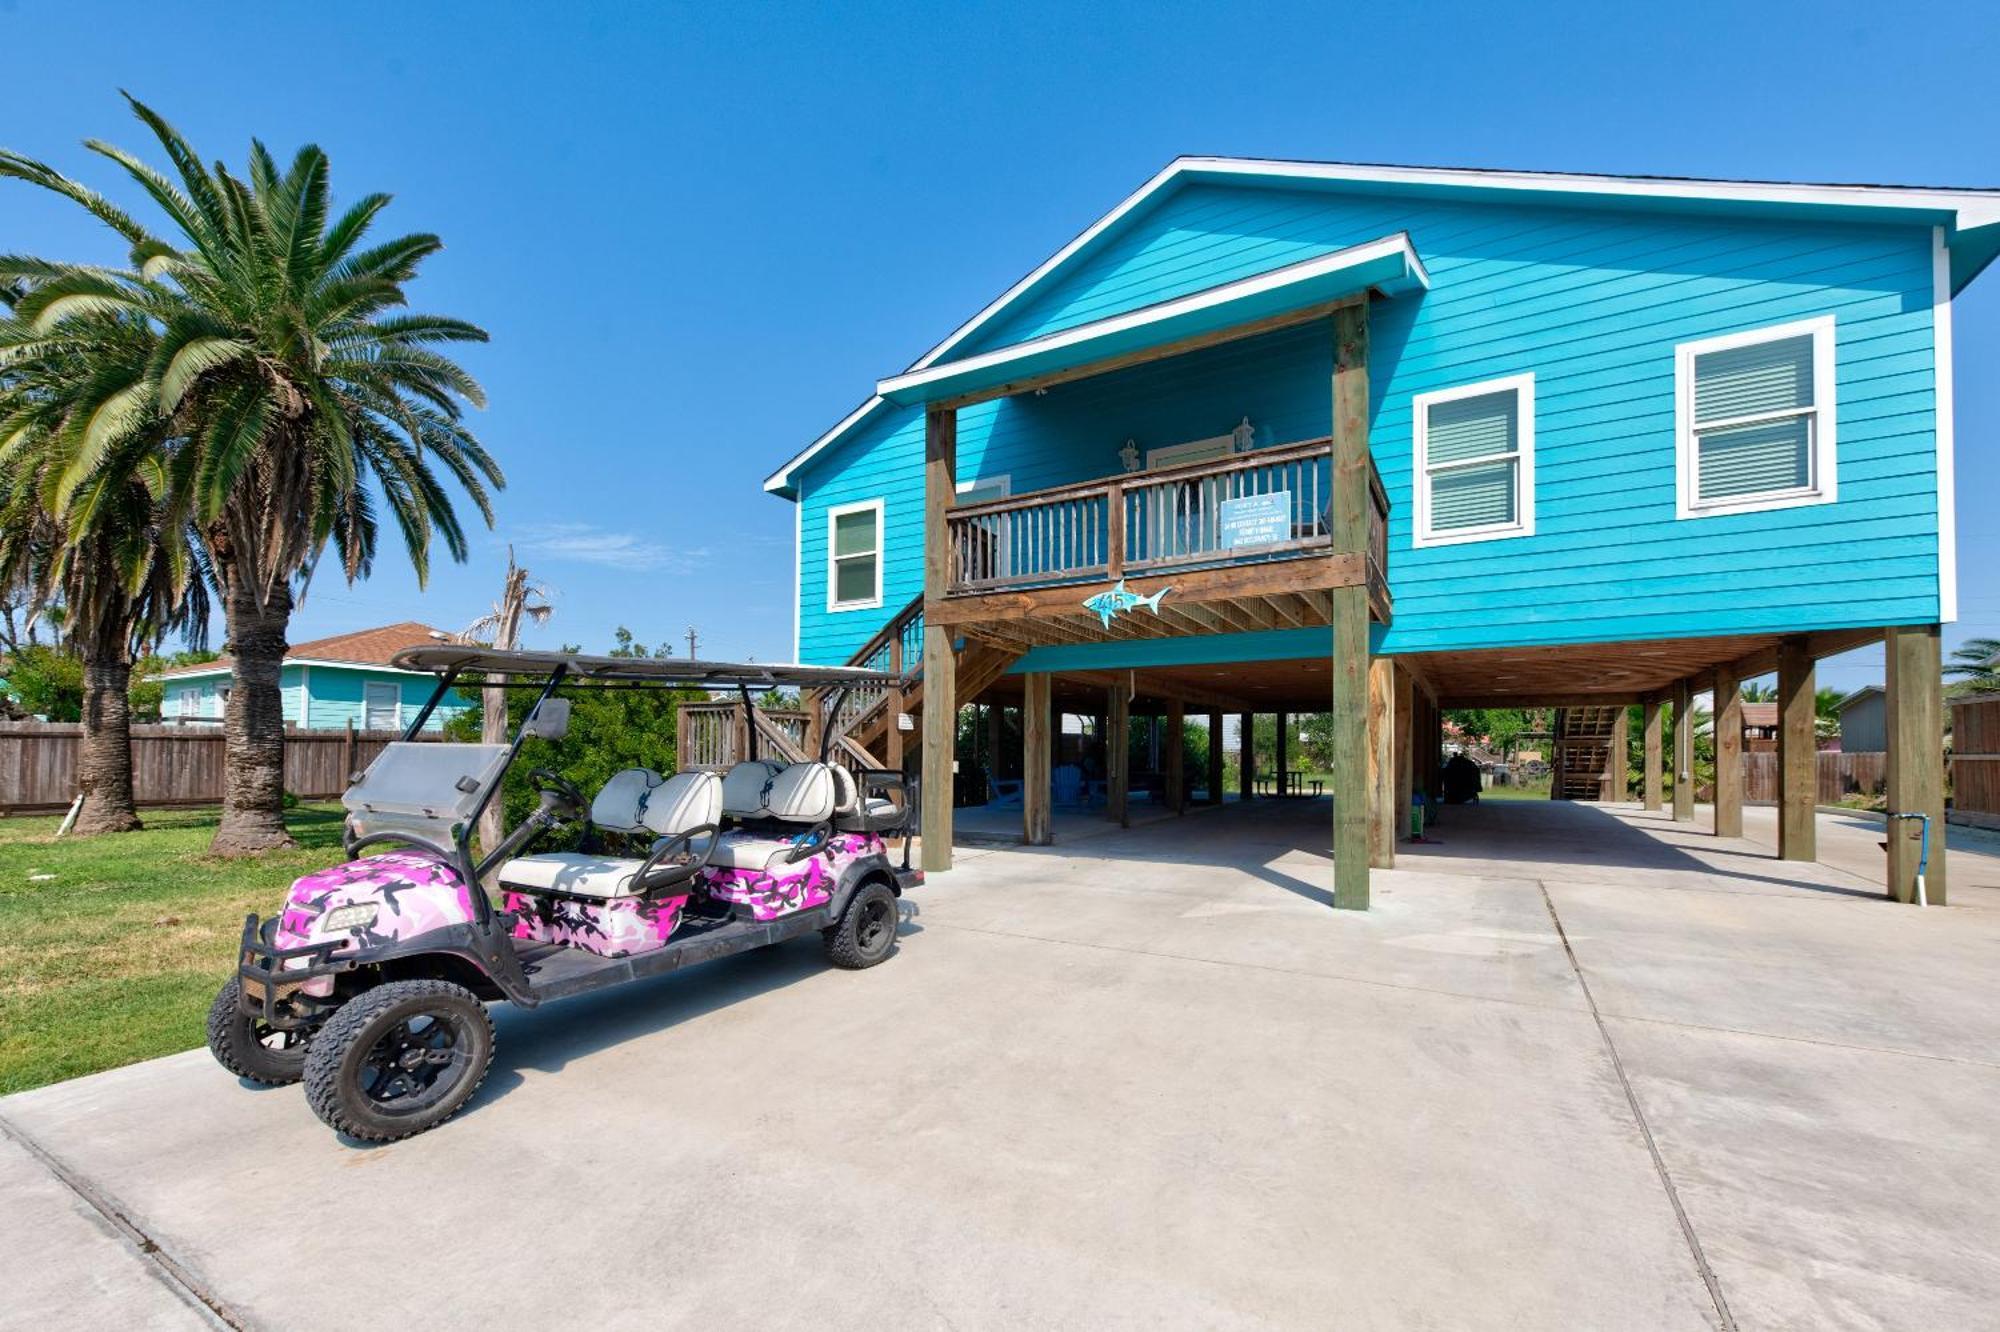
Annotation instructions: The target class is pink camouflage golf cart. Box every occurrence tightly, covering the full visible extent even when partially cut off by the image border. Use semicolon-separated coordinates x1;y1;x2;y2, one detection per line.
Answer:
208;648;920;1142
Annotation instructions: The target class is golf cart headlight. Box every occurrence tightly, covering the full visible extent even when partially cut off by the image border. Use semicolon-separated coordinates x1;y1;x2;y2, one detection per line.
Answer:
320;903;379;933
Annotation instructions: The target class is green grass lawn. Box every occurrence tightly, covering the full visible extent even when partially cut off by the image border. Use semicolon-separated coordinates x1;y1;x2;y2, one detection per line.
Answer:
0;804;349;1095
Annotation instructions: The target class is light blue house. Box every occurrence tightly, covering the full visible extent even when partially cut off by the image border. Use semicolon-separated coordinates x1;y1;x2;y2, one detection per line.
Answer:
763;157;1993;907
158;621;471;732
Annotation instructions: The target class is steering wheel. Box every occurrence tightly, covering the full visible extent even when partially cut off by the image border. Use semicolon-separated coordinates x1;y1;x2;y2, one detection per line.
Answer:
527;768;587;818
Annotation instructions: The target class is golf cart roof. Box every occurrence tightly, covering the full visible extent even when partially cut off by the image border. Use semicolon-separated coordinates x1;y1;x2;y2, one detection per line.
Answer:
390;645;899;690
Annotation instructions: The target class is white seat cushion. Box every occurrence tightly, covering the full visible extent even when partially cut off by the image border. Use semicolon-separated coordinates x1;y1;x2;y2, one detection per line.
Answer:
766;763;836;823
591;768;664;833
706;836;796;871
721;760;783;819
642;770;722;837
829;765;858;815
497;851;645;899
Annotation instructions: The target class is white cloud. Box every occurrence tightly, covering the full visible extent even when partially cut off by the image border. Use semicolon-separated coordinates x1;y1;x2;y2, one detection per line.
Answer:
509;523;706;573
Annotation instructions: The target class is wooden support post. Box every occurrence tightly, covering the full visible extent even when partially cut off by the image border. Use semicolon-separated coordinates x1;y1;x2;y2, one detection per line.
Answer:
1712;664;1743;838
1367;658;1396;867
1393;670;1413;842
1165;701;1185;814
1238;713;1255;800
1106;683;1130;828
1330;302;1373;909
1671;679;1694;823
920;405;957;871
1601;708;1628;803
1207;711;1225;805
732;701;752;769
1776;636;1816;861
1023;673;1052;846
1274;711;1290;798
1642;698;1664;812
1884;624;1947;903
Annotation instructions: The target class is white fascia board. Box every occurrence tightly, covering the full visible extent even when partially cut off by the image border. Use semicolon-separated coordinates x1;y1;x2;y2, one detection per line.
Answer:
875;234;1426;405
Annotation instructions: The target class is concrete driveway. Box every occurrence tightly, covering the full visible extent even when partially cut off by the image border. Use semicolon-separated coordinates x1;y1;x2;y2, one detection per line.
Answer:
4;799;1998;1330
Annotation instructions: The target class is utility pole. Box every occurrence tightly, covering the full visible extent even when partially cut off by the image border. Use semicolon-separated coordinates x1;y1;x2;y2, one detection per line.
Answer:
685;626;700;660
463;549;551;859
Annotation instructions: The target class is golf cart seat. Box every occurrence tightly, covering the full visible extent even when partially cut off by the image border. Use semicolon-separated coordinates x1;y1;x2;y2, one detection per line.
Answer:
830;764;907;833
498;768;722;899
708;762;837;870
721;759;786;821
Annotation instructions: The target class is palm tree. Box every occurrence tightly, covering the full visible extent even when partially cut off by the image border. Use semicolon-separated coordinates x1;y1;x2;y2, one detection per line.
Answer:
1946;637;2000;695
1;97;503;851
0;300;209;833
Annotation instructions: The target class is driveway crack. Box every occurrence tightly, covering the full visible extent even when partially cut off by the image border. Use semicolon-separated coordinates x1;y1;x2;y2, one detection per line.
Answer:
0;1111;248;1330
1536;880;1737;1332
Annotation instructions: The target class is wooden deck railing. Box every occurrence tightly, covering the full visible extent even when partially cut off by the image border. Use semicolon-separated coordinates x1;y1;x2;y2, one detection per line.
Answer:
945;438;1387;596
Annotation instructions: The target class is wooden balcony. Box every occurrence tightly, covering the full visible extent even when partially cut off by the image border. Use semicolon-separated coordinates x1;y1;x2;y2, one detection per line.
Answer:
931;437;1390;648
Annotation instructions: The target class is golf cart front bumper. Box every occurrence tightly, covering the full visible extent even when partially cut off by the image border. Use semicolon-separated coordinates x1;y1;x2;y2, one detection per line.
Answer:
235;914;356;1029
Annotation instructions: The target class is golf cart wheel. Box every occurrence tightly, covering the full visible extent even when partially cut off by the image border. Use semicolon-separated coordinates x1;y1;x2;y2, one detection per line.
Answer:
824;882;899;970
206;977;309;1086
302;980;494;1143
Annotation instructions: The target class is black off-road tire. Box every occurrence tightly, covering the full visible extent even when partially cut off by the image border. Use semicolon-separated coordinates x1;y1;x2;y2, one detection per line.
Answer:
302;980;494;1143
824;882;899;970
206;977;309;1085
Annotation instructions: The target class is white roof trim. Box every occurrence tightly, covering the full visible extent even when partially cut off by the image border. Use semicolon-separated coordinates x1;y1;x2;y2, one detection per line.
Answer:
158;657;448;682
875;233;1427;404
763;155;2000;496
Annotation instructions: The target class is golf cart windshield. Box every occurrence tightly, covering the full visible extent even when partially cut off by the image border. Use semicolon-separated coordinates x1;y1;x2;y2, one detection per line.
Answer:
343;742;512;846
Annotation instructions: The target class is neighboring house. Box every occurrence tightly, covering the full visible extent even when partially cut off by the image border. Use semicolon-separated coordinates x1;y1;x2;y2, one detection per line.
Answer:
762;156;1988;904
157;622;471;732
1838;686;1888;752
1741;702;1781;745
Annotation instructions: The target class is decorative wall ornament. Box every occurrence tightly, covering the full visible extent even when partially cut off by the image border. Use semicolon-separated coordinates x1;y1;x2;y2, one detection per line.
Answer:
1119;439;1142;473
1081;578;1172;629
1232;416;1256;452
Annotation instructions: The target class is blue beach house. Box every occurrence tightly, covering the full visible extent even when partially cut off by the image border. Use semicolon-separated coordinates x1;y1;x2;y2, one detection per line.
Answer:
760;158;1995;908
158;621;471;732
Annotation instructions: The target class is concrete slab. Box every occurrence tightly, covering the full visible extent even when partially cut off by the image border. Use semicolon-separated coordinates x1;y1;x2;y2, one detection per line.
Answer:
5;797;1998;1329
0;1122;213;1329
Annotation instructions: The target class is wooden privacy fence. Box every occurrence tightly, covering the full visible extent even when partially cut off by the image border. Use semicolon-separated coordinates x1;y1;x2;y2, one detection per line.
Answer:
1740;750;1887;805
0;722;429;814
1949;693;2000;829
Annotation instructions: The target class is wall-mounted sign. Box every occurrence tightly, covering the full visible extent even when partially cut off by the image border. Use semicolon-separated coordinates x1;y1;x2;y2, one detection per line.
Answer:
1218;490;1291;550
1081;578;1171;629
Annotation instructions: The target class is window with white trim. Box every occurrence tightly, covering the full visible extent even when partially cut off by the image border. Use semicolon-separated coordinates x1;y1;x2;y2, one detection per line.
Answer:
363;681;400;731
1412;373;1535;547
1676;316;1836;518
826;499;883;611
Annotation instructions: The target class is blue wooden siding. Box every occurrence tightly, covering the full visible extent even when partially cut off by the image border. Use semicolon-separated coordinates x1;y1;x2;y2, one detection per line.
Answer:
161;666;466;729
792;182;1940;667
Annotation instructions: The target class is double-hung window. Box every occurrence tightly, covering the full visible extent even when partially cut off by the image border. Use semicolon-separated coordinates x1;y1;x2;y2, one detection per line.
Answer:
826;499;884;611
363;681;401;732
1676;316;1836;518
1413;373;1535;547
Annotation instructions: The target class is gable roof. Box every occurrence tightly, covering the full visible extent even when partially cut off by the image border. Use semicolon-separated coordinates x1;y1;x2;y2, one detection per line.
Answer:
764;155;2000;498
156;621;453;680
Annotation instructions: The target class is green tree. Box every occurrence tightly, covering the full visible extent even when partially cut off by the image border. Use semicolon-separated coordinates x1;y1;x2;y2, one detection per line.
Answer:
0;293;209;831
3;644;83;720
1946;637;2000;695
1;97;502;852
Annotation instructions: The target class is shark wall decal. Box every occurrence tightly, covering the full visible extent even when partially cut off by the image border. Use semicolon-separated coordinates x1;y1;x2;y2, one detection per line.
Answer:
1081;579;1171;628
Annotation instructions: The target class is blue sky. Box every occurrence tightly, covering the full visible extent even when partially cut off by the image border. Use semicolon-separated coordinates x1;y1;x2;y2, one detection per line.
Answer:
3;0;1995;691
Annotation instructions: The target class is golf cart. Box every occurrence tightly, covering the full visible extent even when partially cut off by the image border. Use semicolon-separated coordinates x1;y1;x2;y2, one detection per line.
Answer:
207;647;920;1142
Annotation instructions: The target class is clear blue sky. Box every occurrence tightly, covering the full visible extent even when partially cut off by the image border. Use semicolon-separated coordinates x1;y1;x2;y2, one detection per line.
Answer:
4;0;1995;692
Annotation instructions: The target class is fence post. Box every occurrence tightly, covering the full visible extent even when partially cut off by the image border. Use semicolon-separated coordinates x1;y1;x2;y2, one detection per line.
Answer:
343;719;357;785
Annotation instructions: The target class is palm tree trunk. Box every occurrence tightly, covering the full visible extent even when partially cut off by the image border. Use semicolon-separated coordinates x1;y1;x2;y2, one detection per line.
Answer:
75;652;142;835
211;580;296;853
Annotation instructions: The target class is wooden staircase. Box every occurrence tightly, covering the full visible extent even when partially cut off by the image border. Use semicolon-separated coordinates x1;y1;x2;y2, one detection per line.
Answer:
1551;706;1623;801
676;594;1020;772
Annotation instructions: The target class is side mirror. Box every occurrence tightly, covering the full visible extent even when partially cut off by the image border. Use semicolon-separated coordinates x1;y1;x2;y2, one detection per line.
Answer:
522;697;571;740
